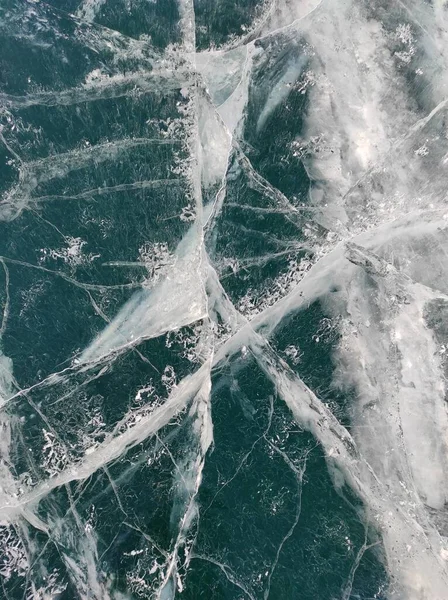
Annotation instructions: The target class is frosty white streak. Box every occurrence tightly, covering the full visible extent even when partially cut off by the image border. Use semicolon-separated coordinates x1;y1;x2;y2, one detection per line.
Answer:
0;71;189;109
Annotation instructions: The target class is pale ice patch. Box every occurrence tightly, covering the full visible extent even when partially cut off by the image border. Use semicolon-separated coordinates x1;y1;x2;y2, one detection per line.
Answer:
216;44;257;137
155;370;213;599
0;353;14;405
196;47;248;106
197;92;232;187
79;225;207;365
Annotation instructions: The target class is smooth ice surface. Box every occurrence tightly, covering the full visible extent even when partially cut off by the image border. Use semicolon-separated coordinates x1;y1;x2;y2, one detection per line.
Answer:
1;0;448;598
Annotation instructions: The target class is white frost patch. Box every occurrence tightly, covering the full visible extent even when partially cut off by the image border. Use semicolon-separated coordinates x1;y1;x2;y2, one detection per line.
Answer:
180;204;196;222
394;23;416;64
42;430;69;478
76;0;107;23
0;525;28;581
40;237;99;267
139;242;176;285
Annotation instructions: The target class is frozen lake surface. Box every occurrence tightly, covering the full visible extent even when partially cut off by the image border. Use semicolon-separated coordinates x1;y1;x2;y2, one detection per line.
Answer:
0;0;448;598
